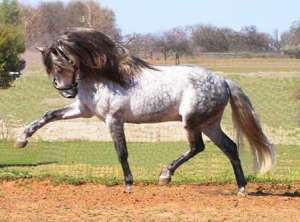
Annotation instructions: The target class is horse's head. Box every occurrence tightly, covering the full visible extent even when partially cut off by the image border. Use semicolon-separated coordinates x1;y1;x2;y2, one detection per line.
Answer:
37;28;157;98
37;45;79;98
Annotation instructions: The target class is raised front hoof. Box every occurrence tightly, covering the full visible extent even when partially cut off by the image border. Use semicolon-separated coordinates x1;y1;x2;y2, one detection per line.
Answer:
15;139;28;148
237;187;247;197
124;184;133;193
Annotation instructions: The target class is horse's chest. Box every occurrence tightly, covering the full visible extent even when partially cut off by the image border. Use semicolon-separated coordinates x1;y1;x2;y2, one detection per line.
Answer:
78;88;109;119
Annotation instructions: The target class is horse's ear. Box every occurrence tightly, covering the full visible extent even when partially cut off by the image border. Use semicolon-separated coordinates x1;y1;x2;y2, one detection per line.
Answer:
35;47;46;53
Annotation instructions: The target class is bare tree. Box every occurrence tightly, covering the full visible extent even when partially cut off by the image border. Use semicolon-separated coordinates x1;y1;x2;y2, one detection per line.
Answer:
21;1;66;46
165;27;191;64
66;1;89;28
86;0;120;39
281;20;300;47
240;26;273;51
125;33;158;58
149;27;192;63
192;25;229;52
155;34;173;63
21;0;120;47
192;24;273;53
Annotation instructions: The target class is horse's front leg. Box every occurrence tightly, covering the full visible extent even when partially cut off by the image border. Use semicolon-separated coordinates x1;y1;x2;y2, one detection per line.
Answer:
15;101;91;148
106;116;133;193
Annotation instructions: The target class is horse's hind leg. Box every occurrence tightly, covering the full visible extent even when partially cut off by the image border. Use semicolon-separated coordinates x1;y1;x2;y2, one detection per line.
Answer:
203;125;247;196
159;129;205;185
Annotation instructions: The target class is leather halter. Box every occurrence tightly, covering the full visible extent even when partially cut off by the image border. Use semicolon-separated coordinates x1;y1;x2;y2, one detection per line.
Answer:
52;66;78;92
52;45;79;93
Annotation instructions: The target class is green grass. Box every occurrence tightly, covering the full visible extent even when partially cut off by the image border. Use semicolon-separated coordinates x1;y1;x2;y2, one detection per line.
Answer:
221;75;300;129
0;56;300;185
1;140;300;185
0;75;71;126
0;58;299;131
151;58;300;73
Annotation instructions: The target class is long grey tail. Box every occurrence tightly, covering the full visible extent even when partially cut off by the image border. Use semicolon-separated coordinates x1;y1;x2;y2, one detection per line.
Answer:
226;79;276;173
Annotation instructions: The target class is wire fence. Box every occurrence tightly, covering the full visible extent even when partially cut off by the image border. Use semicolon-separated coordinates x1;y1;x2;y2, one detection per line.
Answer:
0;53;300;183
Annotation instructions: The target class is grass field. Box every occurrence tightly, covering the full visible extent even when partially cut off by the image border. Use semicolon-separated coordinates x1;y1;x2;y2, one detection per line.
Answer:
0;55;299;129
151;57;300;73
0;54;299;126
0;52;300;184
1;73;298;131
1;56;299;145
1;140;300;185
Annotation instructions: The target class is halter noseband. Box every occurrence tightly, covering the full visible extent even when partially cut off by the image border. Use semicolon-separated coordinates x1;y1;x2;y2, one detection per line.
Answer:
52;44;79;93
52;65;79;92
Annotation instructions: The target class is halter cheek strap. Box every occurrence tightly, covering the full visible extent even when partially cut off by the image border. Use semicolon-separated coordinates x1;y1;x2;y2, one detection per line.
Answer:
52;43;79;92
52;65;79;92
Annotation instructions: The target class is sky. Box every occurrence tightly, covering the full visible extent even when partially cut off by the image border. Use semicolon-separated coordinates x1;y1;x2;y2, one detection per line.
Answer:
21;0;300;36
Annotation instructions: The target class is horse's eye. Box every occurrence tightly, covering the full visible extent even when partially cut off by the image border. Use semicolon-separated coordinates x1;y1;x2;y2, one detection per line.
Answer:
55;67;63;73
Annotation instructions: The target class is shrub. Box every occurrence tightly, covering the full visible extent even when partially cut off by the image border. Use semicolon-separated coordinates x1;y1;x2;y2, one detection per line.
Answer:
282;45;300;59
0;0;25;88
0;25;25;88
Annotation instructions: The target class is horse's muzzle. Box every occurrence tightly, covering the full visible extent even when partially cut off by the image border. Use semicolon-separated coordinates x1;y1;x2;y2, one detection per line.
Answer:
59;88;77;98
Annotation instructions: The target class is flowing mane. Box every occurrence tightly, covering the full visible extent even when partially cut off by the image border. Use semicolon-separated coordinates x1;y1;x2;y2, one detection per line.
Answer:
42;28;157;85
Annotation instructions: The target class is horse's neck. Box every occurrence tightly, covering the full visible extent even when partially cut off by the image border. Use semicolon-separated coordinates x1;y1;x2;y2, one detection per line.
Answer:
78;76;128;106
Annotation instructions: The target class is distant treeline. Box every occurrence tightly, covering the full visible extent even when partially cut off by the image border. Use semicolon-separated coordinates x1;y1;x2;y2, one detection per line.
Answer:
125;25;277;60
8;0;300;59
125;22;300;60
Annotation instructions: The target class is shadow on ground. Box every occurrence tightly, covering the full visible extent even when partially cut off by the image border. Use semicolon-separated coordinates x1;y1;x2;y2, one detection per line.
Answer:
0;161;57;168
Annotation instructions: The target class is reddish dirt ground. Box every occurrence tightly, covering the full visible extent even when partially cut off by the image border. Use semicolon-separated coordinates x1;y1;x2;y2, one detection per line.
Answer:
0;180;300;222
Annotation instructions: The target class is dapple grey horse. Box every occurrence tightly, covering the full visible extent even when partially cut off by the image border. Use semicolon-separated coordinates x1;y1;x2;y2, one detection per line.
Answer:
16;28;275;195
